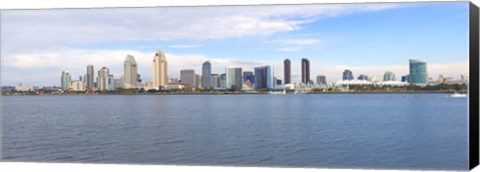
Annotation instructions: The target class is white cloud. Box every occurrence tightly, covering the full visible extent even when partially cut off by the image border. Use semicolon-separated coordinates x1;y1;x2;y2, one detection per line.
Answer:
266;38;320;45
1;3;402;54
168;44;204;48
275;47;302;52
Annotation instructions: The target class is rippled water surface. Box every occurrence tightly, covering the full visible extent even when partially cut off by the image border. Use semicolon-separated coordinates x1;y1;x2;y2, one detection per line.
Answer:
1;94;468;170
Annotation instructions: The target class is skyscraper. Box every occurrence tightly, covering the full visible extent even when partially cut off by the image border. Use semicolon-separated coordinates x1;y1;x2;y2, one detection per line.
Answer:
124;54;138;89
202;61;212;88
97;67;111;91
86;65;94;90
254;65;274;90
211;74;219;88
243;71;254;84
284;58;291;84
383;71;396;81
316;75;326;85
180;69;196;87
226;67;242;91
220;73;226;88
195;74;201;88
401;75;410;82
60;71;71;90
357;74;368;80
153;50;168;89
343;70;354;80
409;59;427;85
301;58;310;84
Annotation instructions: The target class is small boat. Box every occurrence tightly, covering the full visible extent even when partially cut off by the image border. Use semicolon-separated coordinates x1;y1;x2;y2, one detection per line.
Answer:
451;92;467;98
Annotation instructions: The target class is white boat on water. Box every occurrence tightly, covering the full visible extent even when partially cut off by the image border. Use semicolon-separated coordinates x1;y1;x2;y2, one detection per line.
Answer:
451;93;467;98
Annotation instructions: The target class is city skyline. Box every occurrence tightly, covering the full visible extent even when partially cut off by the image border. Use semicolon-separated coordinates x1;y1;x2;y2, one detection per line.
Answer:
1;2;469;86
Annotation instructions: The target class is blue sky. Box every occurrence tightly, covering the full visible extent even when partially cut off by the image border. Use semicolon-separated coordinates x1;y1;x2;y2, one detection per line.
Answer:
1;2;469;86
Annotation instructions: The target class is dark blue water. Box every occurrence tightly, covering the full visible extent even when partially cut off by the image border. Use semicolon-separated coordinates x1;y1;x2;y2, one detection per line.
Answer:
1;94;468;170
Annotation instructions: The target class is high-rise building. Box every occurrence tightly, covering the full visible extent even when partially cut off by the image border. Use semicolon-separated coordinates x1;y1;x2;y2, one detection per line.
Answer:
343;69;354;80
108;74;115;90
60;71;71;90
316;75;326;85
180;69;196;87
254;65;273;90
114;75;124;89
86;65;94;90
276;78;282;86
153;50;168;89
284;58;291;84
438;75;445;84
97;67;111;91
383;71;396;81
195;74;201;88
226;67;242;90
409;59;427;85
243;71;254;84
301;58;310;84
220;73;226;88
202;61;212;88
357;74;368;80
401;75;410;82
137;74;142;83
124;54;138;89
211;74;219;88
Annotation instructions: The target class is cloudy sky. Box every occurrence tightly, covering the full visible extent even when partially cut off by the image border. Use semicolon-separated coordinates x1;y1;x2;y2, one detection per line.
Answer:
0;2;469;86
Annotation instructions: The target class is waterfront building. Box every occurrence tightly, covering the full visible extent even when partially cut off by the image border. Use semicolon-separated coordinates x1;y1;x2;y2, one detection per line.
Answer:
195;74;201;88
97;67;111;91
383;71;396;81
343;70;354;80
226;67;243;90
70;80;86;92
284;58;291;84
202;61;212;88
375;81;409;87
160;83;186;91
180;69;196;87
220;73;226;88
137;74;142;83
276;78;282;86
108;74;115;90
301;58;310;84
15;83;34;92
401;75;410;82
124;54;138;89
438;75;445;84
114;76;124;89
316;75;327;85
211;74;219;88
61;71;71;90
86;65;94;90
357;74;368;80
153;50;168;89
335;79;373;86
243;71;254;84
409;59;427;85
461;74;469;81
254;65;273;89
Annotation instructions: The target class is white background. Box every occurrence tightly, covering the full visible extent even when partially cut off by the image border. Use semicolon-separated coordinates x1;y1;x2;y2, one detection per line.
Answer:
0;0;478;172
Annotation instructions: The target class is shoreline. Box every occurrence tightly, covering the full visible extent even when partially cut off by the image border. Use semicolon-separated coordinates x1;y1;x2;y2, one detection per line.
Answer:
1;91;468;96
